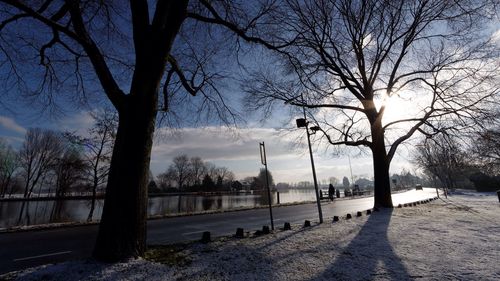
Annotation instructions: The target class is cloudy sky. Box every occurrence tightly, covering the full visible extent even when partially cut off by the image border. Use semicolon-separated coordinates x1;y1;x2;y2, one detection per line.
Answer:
5;4;494;185
0;109;415;184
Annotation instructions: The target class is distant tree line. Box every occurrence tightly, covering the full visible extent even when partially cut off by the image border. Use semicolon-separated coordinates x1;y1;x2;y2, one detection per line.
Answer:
390;169;426;190
156;154;235;193
414;124;500;192
0;110;117;220
237;168;275;191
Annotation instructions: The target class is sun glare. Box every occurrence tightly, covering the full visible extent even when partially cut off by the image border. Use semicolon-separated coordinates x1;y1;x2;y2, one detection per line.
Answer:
383;96;412;123
375;92;421;128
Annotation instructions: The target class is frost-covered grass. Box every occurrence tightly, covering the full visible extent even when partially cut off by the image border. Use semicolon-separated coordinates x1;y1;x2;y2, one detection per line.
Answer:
3;191;499;281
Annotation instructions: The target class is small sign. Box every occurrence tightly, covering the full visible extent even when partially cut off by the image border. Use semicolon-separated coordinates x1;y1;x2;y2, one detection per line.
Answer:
259;142;266;165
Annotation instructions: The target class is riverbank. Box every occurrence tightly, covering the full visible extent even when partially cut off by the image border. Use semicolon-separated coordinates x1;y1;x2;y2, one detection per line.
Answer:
0;194;368;233
3;191;498;280
1;188;382;233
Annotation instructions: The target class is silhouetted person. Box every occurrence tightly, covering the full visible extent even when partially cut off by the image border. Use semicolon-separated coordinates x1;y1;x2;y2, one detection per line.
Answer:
328;184;335;201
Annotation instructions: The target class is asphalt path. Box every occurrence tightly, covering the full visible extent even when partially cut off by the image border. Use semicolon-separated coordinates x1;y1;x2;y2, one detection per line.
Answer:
0;188;437;274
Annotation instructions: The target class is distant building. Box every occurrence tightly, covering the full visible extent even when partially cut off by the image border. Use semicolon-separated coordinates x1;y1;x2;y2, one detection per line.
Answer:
239;180;252;191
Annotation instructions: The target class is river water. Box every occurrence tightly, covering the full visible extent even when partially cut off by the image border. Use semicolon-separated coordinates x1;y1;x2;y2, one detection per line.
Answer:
0;189;324;229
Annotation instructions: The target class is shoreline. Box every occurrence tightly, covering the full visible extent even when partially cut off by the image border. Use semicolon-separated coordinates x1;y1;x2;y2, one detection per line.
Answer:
0;189;413;233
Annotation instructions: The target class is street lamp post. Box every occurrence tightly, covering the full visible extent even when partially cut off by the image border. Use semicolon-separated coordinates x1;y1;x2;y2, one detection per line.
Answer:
296;110;324;224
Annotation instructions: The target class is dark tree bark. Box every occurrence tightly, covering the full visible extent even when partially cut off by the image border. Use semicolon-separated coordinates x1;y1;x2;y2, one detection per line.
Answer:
93;99;158;260
92;1;189;261
370;119;393;208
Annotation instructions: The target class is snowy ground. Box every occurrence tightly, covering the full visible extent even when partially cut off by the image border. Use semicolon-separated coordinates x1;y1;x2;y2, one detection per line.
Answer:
2;191;499;281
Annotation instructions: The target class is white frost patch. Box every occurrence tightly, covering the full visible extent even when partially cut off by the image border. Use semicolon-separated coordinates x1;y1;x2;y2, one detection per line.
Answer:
4;192;500;281
8;258;174;281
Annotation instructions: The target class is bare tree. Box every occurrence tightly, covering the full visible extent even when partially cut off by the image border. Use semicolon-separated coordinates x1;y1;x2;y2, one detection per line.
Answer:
245;0;499;207
224;169;235;188
65;109;117;221
472;127;500;175
157;169;176;191
0;138;18;197
0;0;279;260
18;128;64;198
168;154;192;191
414;135;471;191
53;147;87;197
189;156;206;187
205;162;218;180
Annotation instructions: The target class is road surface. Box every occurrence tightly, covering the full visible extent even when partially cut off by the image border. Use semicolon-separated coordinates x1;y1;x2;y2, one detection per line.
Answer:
0;188;437;274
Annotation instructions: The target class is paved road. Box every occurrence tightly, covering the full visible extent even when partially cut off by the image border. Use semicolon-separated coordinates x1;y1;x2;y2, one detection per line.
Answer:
0;188;437;274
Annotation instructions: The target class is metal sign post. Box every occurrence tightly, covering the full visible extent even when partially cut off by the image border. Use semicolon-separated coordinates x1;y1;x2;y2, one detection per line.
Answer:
260;142;274;230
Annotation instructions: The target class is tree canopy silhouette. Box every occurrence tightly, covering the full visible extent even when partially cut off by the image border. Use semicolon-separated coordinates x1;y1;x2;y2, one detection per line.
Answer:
0;0;280;261
245;0;499;207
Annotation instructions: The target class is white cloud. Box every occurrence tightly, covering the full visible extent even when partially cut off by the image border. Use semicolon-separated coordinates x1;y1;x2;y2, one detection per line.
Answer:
0;116;27;134
149;126;416;184
56;111;95;136
491;28;500;45
152;127;297;162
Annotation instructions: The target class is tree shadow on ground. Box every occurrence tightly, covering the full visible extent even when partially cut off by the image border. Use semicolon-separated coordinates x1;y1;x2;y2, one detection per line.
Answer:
312;209;412;280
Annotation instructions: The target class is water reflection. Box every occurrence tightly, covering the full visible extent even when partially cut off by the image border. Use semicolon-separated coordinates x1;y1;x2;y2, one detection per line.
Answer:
1;189;319;229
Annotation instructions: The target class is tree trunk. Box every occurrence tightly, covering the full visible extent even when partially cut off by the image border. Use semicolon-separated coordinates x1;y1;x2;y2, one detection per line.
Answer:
92;96;157;261
87;181;97;222
370;111;393;208
91;1;188;261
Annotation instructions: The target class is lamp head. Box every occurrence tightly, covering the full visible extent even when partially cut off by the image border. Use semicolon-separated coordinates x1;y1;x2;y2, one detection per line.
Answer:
296;118;307;128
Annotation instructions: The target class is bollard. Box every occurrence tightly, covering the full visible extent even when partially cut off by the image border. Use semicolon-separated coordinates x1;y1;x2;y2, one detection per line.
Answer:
497;190;500;203
333;216;339;222
303;220;311;227
235;228;244;238
346;213;352;219
201;231;211;243
262;225;270;234
277;191;280;205
284;222;291;230
356;211;362;217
